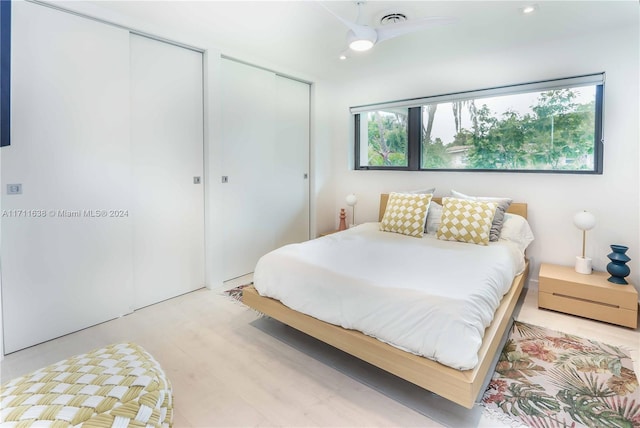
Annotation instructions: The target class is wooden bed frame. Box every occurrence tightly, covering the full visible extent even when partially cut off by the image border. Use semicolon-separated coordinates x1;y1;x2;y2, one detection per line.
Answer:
242;195;529;409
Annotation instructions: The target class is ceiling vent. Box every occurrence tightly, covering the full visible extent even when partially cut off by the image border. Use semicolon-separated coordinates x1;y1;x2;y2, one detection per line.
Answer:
380;13;407;25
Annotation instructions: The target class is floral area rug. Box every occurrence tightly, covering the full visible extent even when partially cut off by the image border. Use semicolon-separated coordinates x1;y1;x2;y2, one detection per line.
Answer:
482;321;640;428
224;283;252;302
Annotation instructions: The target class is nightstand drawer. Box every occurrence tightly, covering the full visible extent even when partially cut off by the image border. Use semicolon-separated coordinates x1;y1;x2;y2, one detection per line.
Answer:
539;270;636;310
538;263;638;328
538;291;637;328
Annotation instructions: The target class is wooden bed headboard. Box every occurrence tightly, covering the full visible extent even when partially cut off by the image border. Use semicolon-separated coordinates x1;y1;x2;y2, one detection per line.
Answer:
378;194;528;221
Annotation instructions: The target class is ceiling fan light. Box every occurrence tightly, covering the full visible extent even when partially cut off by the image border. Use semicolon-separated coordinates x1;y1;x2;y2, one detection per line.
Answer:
347;28;376;52
349;39;374;51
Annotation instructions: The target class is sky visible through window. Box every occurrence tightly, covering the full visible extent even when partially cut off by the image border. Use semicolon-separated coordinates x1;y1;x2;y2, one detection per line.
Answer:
427;86;596;144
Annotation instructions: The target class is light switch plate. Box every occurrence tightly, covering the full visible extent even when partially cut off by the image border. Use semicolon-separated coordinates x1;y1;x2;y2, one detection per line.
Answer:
7;184;22;195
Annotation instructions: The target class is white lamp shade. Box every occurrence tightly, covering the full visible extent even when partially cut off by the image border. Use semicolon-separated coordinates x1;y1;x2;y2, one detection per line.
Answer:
345;194;358;207
573;211;596;231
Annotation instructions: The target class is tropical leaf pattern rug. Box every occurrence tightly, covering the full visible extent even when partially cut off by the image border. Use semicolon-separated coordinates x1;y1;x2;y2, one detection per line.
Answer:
482;321;640;428
224;283;251;301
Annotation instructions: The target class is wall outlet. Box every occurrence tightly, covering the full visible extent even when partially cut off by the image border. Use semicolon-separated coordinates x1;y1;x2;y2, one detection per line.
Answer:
7;184;22;195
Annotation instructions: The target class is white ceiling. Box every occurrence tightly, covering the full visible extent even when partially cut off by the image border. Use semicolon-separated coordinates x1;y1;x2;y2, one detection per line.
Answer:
78;1;638;82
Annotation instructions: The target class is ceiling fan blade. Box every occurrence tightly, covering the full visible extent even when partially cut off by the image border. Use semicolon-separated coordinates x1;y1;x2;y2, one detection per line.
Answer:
376;16;457;43
316;1;365;34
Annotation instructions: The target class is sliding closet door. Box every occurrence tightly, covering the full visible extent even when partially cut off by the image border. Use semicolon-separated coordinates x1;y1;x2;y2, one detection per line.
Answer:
1;2;132;353
220;60;276;280
130;34;205;309
220;59;309;280
273;76;310;249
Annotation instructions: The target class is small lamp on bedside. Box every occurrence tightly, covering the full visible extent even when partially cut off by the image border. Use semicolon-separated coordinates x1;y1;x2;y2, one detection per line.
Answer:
573;210;596;274
345;193;358;227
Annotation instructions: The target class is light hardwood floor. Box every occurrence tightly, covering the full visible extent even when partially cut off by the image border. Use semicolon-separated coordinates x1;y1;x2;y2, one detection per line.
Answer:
1;279;638;428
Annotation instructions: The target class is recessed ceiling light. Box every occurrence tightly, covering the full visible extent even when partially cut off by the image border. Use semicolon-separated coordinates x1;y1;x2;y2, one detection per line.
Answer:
522;5;537;14
339;54;347;60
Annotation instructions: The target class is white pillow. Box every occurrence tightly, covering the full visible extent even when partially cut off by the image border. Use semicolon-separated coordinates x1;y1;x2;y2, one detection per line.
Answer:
408;187;436;195
499;213;534;253
425;201;442;234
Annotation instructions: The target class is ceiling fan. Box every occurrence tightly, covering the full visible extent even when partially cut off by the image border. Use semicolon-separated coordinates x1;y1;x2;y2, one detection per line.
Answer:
320;1;456;58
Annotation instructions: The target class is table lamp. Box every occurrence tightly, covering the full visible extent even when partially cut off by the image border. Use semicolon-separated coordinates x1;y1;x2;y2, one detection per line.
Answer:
345;193;358;227
573;210;596;274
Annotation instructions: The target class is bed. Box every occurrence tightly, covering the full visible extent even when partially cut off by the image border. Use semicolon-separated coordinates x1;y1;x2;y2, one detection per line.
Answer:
242;194;530;409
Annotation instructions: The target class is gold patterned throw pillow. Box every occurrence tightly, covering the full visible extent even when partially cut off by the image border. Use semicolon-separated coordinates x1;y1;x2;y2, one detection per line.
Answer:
437;197;498;245
380;192;432;238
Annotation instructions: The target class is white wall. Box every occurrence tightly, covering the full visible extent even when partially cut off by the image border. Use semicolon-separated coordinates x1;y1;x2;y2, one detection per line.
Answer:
323;24;640;292
311;81;341;237
0;150;3;358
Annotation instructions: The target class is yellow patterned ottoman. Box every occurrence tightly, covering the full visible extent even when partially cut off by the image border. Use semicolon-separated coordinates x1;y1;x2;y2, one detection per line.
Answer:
0;343;173;427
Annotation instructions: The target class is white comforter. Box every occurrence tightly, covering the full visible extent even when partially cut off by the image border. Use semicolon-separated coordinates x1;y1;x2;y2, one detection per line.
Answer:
253;223;526;370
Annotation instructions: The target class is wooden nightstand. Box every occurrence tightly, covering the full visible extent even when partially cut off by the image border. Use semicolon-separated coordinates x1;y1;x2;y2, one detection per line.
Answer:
538;263;638;328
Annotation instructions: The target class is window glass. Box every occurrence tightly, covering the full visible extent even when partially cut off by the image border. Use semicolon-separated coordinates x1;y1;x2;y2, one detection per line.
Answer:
421;87;597;171
358;109;408;168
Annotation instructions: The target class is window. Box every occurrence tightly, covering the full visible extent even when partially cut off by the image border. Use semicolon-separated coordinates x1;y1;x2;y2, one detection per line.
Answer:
353;74;604;173
356;108;409;168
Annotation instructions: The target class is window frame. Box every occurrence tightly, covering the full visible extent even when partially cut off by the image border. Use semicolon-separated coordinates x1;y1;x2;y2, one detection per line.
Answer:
353;74;604;174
